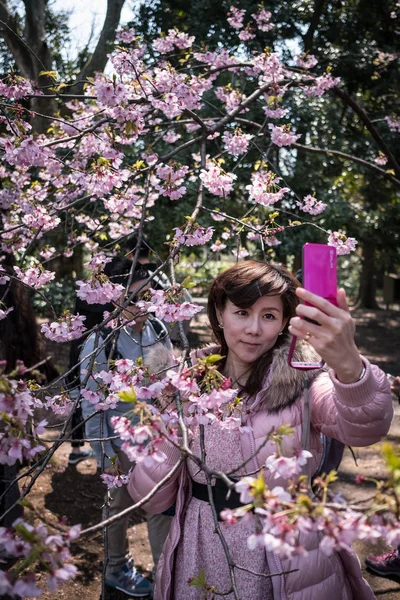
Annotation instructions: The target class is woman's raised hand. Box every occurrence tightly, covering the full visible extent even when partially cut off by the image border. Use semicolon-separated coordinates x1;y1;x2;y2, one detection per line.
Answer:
288;287;364;383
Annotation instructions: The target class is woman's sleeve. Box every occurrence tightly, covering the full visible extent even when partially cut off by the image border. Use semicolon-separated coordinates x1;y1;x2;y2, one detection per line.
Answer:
309;357;393;446
128;441;184;514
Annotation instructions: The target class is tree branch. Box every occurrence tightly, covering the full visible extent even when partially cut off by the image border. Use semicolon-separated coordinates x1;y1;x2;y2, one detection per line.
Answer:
0;0;34;77
69;0;126;95
333;86;400;179
302;0;327;53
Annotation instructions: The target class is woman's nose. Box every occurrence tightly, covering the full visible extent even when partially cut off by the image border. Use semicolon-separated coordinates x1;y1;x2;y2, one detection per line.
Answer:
245;316;260;335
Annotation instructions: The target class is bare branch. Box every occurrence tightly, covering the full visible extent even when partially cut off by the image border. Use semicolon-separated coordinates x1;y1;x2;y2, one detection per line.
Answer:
70;0;126;95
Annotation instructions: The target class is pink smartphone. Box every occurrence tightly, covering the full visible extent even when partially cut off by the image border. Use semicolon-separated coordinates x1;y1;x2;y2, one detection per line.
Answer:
288;243;337;369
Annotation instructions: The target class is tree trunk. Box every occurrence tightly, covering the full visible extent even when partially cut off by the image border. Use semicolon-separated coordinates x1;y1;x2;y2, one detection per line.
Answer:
357;241;379;309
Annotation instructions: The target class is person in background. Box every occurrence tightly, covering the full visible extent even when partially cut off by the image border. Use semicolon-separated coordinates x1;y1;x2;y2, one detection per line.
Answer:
128;260;393;600
80;258;173;598
125;232;193;346
364;374;400;579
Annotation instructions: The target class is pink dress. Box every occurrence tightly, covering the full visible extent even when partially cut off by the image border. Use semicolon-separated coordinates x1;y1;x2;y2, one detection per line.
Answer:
173;420;274;599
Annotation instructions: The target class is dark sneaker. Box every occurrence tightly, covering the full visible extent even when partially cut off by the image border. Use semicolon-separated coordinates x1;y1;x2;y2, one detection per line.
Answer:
105;561;152;597
365;548;400;577
68;449;93;465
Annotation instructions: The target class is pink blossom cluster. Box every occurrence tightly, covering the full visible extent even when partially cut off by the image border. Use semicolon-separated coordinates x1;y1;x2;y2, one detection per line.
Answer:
238;27;256;41
44;392;74;416
14;265;55;290
100;471;130;489
111;405;175;467
268;124;301;147
3;136;52;168
297;195;327;215
375;153;388;166
136;289;203;322
251;9;274;32
84;252;113;274
210;240;227;252
265;450;312;480
22;206;60;236
93;78;128;107
0;377;47;466
227;7;246;29
76;277;125;304
41;313;86;343
193;49;238;69
173;225;214;246
0;520;80;597
222;130;253;156
263;105;288;119
328;232;358;255
155;163;189;200
0;76;34;99
153;29;195;53
246;170;290;206
304;73;341;97
199;164;237;196
163;362;240;427
116;26;136;44
386;116;400;133
296;54;318;69
215;86;248;112
150;68;209;118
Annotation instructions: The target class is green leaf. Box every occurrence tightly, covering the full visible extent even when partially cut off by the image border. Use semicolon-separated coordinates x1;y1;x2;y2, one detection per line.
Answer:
39;70;58;81
117;388;137;403
205;354;224;364
188;567;207;588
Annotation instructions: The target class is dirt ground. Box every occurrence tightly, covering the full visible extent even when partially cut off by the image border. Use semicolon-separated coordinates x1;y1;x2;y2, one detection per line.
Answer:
24;306;400;600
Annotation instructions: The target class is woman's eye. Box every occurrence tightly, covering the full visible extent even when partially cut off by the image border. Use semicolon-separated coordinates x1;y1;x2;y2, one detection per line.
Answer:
263;313;275;320
235;310;248;316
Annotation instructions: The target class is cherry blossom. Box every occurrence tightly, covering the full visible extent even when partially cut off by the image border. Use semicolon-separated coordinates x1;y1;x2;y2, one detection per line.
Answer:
155;163;189;200
375;153;388;165
304;73;341;97
14;265;55;290
41;313;87;342
199;164;237;197
328;231;358;255
222;130;253;156
297;194;327;215
251;9;274;32
227;7;245;29
246;170;290;206
268;124;301;147
296;54;318;69
76;277;125;304
386;116;400;133
173;225;214;247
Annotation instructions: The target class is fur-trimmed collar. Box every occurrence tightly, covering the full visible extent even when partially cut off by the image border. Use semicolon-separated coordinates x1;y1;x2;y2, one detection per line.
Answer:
191;337;324;413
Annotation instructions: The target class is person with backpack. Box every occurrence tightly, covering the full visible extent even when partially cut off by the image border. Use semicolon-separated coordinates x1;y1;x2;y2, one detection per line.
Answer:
125;232;194;346
128;260;393;600
80;258;173;598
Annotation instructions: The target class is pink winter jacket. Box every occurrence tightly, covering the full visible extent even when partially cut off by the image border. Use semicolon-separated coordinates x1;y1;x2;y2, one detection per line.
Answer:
128;341;393;600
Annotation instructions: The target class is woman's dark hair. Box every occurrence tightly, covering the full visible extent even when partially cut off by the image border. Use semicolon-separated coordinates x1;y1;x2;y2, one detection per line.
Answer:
207;260;300;396
107;257;150;287
125;232;151;260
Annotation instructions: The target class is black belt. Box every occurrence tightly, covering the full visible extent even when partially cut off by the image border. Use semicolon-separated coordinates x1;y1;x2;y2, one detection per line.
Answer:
191;479;243;520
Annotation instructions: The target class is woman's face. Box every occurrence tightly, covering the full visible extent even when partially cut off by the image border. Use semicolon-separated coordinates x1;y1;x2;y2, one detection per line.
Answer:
119;279;150;331
217;294;286;377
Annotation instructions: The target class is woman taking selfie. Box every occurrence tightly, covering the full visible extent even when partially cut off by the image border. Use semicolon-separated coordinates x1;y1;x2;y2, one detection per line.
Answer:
128;260;392;600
